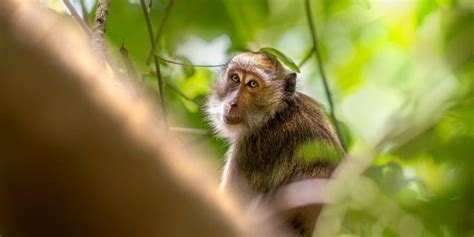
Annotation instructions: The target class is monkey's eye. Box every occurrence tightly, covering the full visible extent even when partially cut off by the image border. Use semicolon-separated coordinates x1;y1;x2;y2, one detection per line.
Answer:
230;74;240;83
247;80;259;88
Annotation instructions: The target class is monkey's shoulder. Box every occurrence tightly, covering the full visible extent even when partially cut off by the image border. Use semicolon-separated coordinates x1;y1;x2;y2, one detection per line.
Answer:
273;92;335;141
295;92;322;105
293;92;326;118
239;92;340;159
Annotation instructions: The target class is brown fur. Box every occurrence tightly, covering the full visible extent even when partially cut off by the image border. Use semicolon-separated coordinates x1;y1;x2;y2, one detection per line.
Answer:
233;93;341;193
207;52;344;236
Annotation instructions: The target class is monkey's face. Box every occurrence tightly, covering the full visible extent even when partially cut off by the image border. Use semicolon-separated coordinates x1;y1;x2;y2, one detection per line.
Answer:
220;69;267;125
206;52;296;139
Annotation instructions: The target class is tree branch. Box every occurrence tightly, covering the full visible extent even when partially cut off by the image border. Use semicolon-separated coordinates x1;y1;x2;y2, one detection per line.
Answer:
145;0;175;65
304;0;347;151
92;0;109;61
169;127;210;135
63;0;91;36
164;82;201;106
0;1;260;233
140;0;168;129
120;41;201;107
158;55;227;68
120;40;140;82
78;0;90;27
298;47;314;68
274;178;330;210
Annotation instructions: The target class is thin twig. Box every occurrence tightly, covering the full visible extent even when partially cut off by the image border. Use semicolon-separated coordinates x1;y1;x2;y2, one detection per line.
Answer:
190;134;213;145
78;0;90;27
92;0;110;61
158;55;227;68
63;0;91;36
169;127;210;135
145;0;175;64
120;40;140;82
304;0;347;151
140;0;168;129
90;0;123;79
145;72;201;106
298;47;314;67
165;82;201;106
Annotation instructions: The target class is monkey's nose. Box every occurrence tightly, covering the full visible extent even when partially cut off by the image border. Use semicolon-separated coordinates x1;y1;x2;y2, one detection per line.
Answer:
230;101;238;107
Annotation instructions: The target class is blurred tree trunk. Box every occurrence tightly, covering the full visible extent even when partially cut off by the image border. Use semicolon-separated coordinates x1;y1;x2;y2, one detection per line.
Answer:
0;1;271;236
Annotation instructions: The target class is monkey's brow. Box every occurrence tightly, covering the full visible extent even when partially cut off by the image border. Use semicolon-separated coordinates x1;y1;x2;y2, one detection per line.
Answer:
229;67;277;80
230;62;277;75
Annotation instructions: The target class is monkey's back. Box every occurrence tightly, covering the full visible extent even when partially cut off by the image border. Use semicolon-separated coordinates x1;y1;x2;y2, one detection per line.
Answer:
231;92;343;236
235;92;343;194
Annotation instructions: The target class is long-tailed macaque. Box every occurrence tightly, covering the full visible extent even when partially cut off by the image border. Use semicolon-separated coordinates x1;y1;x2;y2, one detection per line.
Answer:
206;52;344;236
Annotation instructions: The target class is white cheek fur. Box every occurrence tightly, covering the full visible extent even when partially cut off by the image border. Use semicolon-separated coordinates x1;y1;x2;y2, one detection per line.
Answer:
205;96;246;141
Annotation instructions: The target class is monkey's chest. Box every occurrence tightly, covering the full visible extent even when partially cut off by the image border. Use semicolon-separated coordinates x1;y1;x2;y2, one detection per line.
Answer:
235;146;295;194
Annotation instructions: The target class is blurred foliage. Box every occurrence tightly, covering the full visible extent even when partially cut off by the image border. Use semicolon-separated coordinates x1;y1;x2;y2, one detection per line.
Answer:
46;0;473;236
296;139;343;164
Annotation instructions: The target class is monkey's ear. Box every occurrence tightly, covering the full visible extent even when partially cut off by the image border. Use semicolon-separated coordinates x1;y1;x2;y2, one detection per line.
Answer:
285;72;297;95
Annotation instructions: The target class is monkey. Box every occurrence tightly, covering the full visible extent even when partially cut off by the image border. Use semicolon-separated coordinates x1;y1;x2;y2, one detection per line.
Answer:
206;52;344;236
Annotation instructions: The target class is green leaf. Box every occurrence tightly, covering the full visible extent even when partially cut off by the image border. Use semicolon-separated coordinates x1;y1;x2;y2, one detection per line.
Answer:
259;47;301;73
296;140;342;164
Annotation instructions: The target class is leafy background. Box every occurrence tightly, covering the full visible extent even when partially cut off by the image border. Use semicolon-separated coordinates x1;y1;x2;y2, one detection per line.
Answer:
42;0;473;236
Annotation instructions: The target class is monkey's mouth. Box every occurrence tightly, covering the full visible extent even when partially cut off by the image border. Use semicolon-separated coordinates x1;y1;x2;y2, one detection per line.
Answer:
224;115;243;125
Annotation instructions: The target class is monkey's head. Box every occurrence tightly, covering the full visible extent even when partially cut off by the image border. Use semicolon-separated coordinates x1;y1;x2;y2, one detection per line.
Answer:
206;52;297;140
